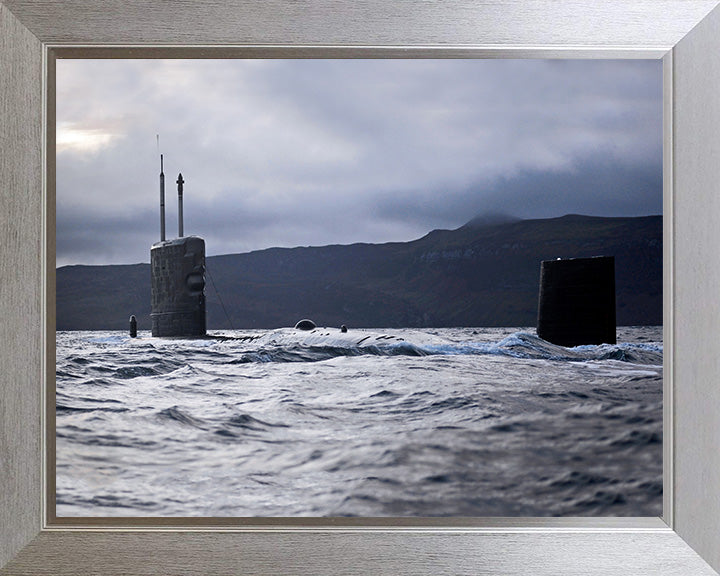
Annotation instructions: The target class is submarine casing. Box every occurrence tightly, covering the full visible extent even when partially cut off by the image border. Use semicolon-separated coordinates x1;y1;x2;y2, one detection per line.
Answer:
151;236;206;337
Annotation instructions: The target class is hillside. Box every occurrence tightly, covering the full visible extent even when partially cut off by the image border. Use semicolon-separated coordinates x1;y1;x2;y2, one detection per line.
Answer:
56;214;662;330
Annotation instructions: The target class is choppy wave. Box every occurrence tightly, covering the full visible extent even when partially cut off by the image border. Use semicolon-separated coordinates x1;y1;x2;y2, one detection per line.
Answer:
422;332;662;365
56;326;663;517
82;327;662;366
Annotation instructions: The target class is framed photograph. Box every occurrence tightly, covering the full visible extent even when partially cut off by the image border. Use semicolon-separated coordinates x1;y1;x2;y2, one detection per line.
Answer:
52;56;666;522
2;1;720;574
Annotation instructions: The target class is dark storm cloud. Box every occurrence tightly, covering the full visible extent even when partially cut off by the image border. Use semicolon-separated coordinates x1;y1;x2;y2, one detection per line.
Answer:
481;157;663;219
56;209;157;266
373;155;662;227
56;59;662;266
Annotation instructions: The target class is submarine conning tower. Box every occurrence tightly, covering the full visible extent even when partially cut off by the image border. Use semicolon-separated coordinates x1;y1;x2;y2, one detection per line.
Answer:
536;255;616;347
150;163;207;337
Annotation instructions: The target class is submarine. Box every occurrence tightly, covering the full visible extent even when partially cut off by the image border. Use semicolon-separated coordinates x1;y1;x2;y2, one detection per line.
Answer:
142;157;407;345
140;156;615;349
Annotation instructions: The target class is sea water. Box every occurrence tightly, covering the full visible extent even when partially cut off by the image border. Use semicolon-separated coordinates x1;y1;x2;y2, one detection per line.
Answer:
56;326;662;517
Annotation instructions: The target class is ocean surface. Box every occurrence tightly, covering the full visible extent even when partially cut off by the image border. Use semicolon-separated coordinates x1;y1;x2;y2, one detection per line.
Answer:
56;326;663;517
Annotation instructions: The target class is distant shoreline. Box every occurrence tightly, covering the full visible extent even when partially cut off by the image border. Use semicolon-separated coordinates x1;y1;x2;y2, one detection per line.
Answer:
56;214;662;331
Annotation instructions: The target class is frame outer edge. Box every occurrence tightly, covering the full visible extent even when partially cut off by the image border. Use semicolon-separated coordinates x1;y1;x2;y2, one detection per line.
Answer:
0;2;44;569
2;0;720;574
3;530;720;576
1;0;719;47
671;3;720;572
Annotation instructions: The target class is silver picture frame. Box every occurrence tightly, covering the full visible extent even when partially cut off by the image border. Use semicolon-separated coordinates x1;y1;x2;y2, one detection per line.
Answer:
2;1;720;574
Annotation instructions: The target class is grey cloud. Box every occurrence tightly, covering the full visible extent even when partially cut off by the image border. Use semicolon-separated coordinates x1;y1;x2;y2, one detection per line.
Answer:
57;154;661;267
56;59;662;266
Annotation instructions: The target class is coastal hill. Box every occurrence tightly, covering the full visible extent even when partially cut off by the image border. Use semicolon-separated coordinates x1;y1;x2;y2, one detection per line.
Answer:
56;214;662;331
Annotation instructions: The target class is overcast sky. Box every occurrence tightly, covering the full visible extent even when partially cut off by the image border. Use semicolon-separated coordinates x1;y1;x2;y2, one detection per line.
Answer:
56;59;662;267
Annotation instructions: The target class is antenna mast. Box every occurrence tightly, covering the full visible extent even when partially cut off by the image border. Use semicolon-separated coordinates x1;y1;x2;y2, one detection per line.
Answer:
177;173;185;238
159;154;166;242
